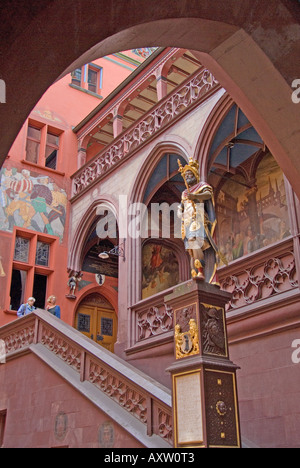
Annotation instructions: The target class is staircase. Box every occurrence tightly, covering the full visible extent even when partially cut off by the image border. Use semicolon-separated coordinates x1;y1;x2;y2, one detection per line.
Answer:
0;309;172;448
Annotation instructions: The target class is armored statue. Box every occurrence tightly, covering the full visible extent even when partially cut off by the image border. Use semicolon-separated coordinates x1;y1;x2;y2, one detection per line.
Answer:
177;158;226;283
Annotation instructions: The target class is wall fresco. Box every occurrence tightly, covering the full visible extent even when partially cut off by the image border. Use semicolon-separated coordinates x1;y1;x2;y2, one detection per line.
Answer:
142;242;179;299
0;165;67;242
216;153;290;264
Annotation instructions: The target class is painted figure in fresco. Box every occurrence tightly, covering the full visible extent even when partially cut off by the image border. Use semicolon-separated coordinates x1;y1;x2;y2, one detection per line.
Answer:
0;166;67;240
150;245;163;270
48;183;67;228
177;158;226;283
30;177;55;235
5;169;35;229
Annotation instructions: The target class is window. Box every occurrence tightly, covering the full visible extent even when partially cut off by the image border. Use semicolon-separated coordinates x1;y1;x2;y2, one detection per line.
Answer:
35;241;50;267
26;126;41;164
14;237;30;263
0;411;7;448
45;132;60;169
25;120;62;171
10;269;27;311
88;68;98;93
8;230;55;311
70;63;103;96
32;274;48;309
71;68;82;87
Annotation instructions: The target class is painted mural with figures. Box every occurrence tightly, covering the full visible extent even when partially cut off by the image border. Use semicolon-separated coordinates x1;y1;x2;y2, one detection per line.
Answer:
0;163;67;242
216;152;291;264
142;243;179;299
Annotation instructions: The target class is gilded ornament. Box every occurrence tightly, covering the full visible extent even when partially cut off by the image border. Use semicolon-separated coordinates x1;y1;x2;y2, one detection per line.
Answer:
175;318;200;359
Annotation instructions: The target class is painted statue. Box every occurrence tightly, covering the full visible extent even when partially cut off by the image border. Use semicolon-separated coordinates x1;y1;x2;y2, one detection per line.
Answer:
67;271;83;297
177;158;226;283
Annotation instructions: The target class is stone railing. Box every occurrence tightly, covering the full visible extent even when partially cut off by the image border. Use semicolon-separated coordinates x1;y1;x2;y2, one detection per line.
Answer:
72;68;219;197
218;237;298;311
132;289;174;345
128;238;300;349
0;309;172;445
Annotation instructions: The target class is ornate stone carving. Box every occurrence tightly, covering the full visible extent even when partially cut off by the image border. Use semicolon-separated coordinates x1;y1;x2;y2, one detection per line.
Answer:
158;408;173;443
40;325;82;372
72;69;218;196
205;370;240;447
199;303;227;357
175;319;199;359
137;303;173;340
175;305;196;333
89;360;147;423
3;324;35;354
221;251;298;310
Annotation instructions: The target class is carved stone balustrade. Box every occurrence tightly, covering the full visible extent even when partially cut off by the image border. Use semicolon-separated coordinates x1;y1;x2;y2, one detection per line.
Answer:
71;68;219;198
128;238;300;352
218;238;298;311
0;309;172;446
130;288;175;350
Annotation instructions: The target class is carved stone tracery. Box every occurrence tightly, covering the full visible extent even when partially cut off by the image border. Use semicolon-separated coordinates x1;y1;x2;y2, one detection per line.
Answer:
73;69;218;196
137;303;173;340
3;324;35;354
89;360;148;423
40;325;82;372
220;251;298;310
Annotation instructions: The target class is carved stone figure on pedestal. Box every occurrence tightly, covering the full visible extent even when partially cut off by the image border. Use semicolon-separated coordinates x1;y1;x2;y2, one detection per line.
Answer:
66;271;82;299
177;158;227;283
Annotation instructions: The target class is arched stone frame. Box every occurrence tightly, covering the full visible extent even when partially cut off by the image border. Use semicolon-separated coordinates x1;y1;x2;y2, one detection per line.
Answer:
68;196;120;330
68;195;119;274
193;94;299;270
127;140;191;306
2;1;300;199
73;285;118;330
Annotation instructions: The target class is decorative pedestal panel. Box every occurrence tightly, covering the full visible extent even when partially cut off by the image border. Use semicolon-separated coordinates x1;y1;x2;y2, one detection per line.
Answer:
165;280;241;448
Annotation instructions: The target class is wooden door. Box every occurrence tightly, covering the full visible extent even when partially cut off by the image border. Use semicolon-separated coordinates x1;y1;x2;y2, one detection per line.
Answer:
76;299;117;352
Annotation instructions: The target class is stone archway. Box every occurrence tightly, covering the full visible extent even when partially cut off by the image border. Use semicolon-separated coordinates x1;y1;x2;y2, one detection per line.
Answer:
0;1;299;195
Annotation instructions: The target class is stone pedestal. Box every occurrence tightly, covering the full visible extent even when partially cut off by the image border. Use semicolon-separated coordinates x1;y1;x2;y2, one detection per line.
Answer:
165;279;241;448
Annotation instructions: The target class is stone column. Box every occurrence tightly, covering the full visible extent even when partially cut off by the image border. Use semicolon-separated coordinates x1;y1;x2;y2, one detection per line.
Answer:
113;105;123;138
165;279;241;448
155;66;168;101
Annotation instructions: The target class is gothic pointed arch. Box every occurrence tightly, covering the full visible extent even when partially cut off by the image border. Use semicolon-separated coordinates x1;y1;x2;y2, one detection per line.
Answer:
68;196;119;274
194;96;292;266
128;141;191;305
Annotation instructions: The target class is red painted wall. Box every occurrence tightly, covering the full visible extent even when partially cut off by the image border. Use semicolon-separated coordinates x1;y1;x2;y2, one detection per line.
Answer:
0;51;143;328
0;352;143;448
230;328;300;448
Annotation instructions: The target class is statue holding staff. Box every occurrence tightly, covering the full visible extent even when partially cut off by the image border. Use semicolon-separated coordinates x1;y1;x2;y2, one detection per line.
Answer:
177;158;227;283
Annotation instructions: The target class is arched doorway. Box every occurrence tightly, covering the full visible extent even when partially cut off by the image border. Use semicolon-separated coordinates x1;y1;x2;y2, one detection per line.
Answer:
75;293;117;352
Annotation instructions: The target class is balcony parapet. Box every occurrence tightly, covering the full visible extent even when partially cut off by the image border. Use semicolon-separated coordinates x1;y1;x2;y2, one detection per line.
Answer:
128;238;300;352
71;68;220;199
